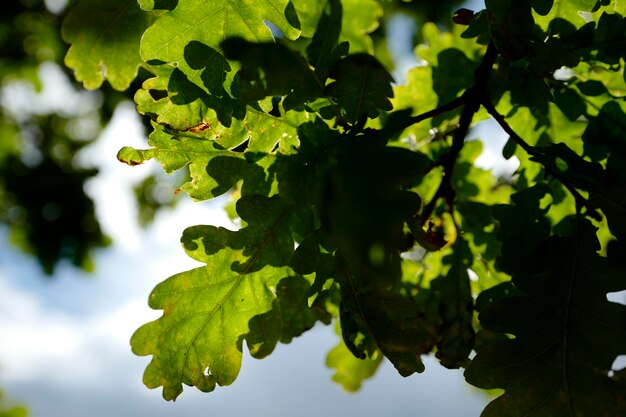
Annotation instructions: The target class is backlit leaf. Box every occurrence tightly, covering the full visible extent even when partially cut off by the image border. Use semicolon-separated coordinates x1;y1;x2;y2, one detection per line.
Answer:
326;337;383;392
62;0;154;90
131;194;295;400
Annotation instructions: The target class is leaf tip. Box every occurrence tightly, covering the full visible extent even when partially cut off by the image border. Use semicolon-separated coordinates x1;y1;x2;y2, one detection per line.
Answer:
117;146;154;166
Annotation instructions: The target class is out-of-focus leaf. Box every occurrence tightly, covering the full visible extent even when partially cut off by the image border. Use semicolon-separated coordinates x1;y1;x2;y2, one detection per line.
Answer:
326;337;383;392
531;142;604;191
339;0;382;53
62;0;154;90
392;23;484;143
531;0;553;15
138;0;178;11
0;114;110;275
534;0;597;29
291;0;381;53
493;186;551;274
485;0;534;60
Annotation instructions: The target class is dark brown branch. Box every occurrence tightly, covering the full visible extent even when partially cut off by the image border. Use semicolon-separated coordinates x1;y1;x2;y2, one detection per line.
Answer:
381;96;466;141
420;42;499;224
480;96;538;156
406;96;466;128
482;96;603;222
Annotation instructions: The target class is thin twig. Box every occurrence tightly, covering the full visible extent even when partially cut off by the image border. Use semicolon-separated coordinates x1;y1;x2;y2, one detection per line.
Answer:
406;96;466;127
480;97;538;156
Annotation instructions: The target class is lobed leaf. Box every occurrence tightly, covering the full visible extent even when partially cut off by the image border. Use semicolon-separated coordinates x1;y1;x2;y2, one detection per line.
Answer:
306;0;345;82
466;210;626;416
326;337;383;392
62;0;154;90
291;0;382;52
222;38;322;109
325;54;394;123
131;195;297;400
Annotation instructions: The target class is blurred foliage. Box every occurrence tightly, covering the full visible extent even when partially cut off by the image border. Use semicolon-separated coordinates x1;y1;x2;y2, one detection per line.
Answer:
0;0;178;274
0;390;27;417
0;113;109;273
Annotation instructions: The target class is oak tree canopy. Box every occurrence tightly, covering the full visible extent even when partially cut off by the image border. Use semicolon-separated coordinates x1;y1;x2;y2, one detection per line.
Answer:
4;0;626;415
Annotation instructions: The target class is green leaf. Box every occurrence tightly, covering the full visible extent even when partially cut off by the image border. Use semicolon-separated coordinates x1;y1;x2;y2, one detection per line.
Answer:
430;237;475;369
531;142;604;191
118;123;244;201
493;185;551;274
138;0;177;10
326;337;383;392
139;0;301;88
62;0;154;90
117;146;155;166
553;88;587;121
325;54;394;123
340;284;437;376
583;103;626;241
306;0;344;81
135;47;248;133
465;219;626;417
135;0;304;131
534;0;599;29
338;0;382;53
245;275;324;358
131;194;295;400
222;38;322;109
485;0;534;60
291;0;381;53
531;0;554;15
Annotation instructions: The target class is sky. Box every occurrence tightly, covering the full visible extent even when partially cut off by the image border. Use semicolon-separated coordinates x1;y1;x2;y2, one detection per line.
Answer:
0;2;510;415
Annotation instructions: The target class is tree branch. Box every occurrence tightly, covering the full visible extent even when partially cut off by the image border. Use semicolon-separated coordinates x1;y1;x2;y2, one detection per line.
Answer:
482;96;603;222
420;42;499;224
406;96;466;127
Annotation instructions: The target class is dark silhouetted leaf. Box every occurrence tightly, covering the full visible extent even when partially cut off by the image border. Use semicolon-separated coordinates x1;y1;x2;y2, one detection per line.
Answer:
325;54;394;123
466;219;626;417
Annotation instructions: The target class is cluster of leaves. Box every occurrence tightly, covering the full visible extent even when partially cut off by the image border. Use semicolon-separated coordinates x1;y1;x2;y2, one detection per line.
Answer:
62;0;625;415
